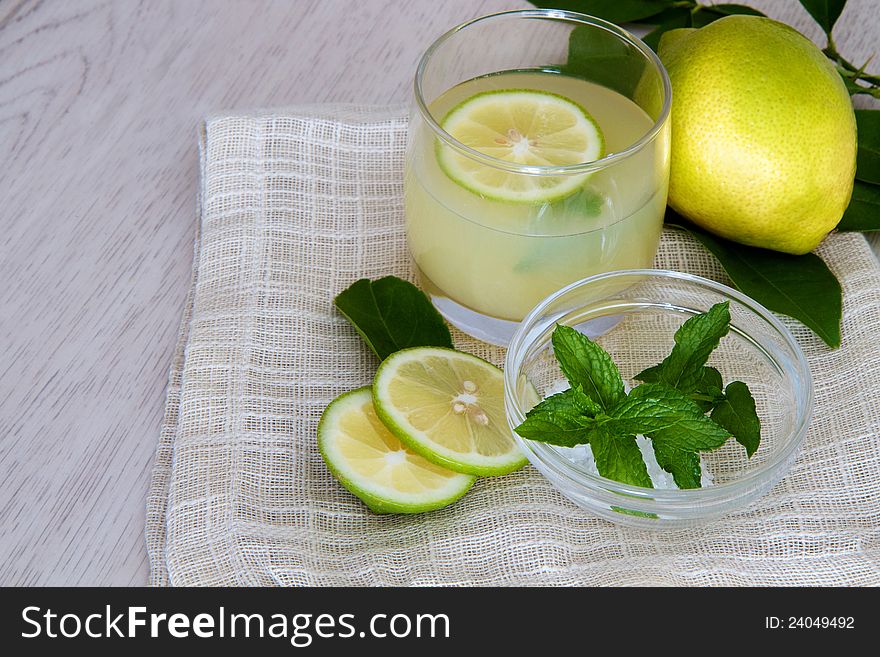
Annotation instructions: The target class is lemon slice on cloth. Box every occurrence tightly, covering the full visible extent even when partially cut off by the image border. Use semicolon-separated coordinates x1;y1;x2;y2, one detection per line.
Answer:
373;347;527;476
438;89;605;203
318;387;475;513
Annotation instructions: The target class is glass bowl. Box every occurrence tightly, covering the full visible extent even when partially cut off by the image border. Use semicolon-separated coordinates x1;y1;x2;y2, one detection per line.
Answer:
503;269;813;529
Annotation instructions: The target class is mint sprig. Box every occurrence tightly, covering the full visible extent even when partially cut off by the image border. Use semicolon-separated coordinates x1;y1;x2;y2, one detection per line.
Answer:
711;381;761;457
552;323;625;411
635;301;731;395
590;428;653;488
652;441;702;489
514;387;600;448
609;383;731;451
514;303;762;489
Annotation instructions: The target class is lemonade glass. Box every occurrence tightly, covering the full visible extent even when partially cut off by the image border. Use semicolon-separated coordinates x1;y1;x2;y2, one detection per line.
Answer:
405;9;672;344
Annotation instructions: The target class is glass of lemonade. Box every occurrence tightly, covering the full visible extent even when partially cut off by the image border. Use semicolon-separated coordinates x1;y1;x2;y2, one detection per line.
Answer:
405;9;672;344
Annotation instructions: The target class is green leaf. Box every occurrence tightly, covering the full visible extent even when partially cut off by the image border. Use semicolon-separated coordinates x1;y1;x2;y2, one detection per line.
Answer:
689;366;726;412
838;180;880;231
711;381;762;457
513;188;605;273
514;387;602;447
855;110;880;184
589;427;653;488
564;25;647;96
667;212;843;348
529;0;674;24
611;506;659;519
798;0;847;34
334;277;452;360
552;324;625;411
652;441;702;489
691;4;765;27
698;366;723;392
608;383;731;451
513;408;596;447
529;385;603;417
634;301;731;394
642;7;692;51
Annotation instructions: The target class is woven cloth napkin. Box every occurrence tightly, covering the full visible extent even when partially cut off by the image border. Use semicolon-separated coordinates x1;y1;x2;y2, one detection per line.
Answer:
146;105;880;586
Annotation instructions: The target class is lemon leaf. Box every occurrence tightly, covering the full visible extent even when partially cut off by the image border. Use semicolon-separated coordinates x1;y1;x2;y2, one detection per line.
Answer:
564;25;647;96
334;277;452;360
691;4;766;28
667;213;842;348
855;109;880;184
838;180;880;231
642;8;692;52
798;0;847;35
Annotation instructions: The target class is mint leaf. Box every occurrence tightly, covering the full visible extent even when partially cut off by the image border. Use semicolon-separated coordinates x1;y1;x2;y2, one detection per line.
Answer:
528;385;603;417
690;366;725;412
514;188;606;273
855;110;880;185
514;387;601;447
589;427;653;488
668;213;843;348
552;324;625;411
652;441;702;489
634;302;731;394
799;0;847;34
529;0;673;24
711;381;762;457
611;506;659;519
698;366;723;392
513;410;596;447
334;277;452;360
608;383;731;451
838;180;880;231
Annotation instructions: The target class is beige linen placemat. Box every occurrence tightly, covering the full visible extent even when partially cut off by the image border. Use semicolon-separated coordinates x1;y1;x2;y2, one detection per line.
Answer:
146;104;880;586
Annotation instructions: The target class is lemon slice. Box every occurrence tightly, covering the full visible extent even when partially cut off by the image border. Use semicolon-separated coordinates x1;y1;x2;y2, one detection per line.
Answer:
438;88;605;203
372;347;527;476
318;387;475;514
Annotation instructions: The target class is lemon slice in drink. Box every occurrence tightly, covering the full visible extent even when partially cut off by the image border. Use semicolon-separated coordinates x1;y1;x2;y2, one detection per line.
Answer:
373;347;526;476
318;387;476;514
438;89;605;203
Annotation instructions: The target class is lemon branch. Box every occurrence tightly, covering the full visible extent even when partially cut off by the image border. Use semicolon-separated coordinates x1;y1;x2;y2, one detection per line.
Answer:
823;38;880;98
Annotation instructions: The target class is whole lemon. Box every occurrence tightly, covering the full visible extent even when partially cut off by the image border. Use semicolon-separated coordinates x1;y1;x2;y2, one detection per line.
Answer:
658;16;857;254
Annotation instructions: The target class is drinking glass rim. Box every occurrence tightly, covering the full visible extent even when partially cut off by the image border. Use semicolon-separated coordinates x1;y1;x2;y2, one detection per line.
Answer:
413;8;673;177
503;269;814;501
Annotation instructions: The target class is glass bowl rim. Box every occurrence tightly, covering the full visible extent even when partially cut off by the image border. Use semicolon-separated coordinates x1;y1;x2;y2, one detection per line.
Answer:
503;268;814;503
413;8;673;177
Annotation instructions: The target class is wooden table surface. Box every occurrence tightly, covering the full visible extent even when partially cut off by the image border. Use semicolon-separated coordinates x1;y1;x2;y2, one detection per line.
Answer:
1;0;878;586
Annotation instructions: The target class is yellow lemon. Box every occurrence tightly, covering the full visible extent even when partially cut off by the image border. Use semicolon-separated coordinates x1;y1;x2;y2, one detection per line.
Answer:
658;16;856;254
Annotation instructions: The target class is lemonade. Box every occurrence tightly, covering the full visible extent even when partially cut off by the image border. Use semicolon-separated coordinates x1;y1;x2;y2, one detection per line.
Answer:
405;70;670;336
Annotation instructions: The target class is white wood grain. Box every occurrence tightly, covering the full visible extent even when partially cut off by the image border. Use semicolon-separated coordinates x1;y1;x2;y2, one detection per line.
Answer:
0;0;876;586
0;0;522;586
